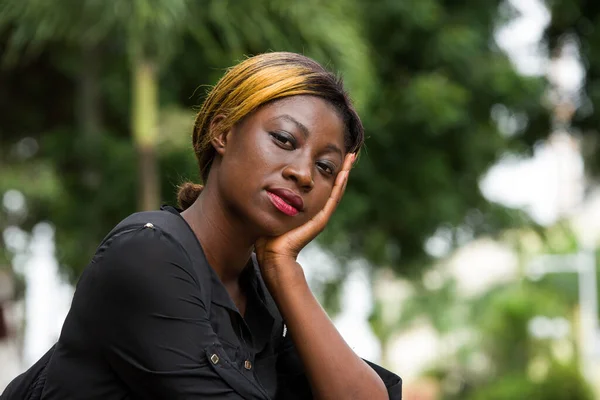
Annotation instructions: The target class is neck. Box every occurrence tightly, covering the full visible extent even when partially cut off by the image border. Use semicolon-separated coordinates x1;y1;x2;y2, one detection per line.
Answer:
181;184;256;285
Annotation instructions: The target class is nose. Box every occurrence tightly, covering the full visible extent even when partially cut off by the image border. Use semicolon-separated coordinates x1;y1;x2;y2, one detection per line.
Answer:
283;157;314;191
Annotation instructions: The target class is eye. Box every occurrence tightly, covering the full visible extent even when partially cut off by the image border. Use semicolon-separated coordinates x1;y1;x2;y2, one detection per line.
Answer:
317;161;336;176
270;131;296;150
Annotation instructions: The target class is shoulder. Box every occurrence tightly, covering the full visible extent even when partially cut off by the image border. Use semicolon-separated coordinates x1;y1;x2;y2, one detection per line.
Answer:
98;209;189;258
69;221;213;329
82;220;203;302
100;222;189;268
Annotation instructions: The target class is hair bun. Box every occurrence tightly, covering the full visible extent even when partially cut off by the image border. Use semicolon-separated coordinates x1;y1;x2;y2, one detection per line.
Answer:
177;182;204;210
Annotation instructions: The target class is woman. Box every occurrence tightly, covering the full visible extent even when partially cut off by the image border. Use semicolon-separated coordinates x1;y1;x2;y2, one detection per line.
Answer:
3;52;401;399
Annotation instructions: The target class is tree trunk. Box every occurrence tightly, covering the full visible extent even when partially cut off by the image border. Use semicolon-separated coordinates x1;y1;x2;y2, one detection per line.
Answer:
132;58;160;211
78;44;103;190
78;44;102;141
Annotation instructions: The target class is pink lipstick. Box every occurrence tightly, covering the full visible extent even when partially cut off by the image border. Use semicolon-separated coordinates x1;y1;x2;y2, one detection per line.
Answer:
267;191;301;216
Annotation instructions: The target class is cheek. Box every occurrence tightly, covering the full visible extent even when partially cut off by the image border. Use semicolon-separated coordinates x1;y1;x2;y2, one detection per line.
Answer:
218;139;272;206
305;185;333;219
222;138;262;180
230;133;274;171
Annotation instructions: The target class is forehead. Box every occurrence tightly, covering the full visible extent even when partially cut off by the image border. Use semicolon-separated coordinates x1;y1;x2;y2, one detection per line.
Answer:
254;95;346;145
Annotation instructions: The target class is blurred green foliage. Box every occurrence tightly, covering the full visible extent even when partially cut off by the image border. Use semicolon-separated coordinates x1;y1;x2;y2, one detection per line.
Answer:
382;224;599;398
413;280;595;400
0;1;554;279
305;0;553;276
466;363;594;400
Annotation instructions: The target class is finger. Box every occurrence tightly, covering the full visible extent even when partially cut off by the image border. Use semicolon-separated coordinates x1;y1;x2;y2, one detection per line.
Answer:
302;169;350;234
341;170;349;194
333;154;354;200
342;153;355;173
330;170;350;209
316;156;353;222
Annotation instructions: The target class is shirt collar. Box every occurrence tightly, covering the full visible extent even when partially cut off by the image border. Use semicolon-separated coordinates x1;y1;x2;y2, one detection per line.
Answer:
241;254;279;349
161;205;242;311
246;254;279;315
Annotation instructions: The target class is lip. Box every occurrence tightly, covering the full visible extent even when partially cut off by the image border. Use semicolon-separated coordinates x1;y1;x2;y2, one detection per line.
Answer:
267;188;304;216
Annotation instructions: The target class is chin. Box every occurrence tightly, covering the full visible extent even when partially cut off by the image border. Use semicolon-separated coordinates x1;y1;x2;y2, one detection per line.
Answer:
249;209;302;238
255;216;292;237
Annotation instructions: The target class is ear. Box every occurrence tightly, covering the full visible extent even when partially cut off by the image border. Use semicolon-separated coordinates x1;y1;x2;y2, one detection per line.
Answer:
210;115;231;156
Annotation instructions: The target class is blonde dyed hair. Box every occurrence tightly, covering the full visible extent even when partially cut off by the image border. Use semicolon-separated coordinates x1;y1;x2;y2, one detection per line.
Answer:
178;52;364;210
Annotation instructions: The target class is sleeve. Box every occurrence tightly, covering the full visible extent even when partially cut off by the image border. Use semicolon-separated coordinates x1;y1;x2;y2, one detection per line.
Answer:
83;226;240;399
275;334;403;400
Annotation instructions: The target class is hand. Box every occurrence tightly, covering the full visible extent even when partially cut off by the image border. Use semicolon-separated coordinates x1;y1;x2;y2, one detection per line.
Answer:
255;153;356;284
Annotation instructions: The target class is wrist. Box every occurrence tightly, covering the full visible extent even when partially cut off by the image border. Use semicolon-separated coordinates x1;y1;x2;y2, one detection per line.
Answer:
259;258;308;300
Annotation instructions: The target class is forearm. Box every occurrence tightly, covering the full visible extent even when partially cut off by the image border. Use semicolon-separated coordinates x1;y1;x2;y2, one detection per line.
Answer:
267;261;388;400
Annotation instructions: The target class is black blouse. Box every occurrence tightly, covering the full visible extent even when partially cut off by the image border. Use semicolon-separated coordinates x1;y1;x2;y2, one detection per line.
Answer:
37;206;401;399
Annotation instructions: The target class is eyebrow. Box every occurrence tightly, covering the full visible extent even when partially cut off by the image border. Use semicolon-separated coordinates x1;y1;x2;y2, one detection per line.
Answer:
270;114;343;158
324;143;343;158
271;114;310;138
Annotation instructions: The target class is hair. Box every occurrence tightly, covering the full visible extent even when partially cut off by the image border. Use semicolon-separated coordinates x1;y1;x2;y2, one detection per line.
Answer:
177;51;365;210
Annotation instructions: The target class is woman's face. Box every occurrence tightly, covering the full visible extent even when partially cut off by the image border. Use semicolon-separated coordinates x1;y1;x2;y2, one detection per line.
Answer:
211;95;347;237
